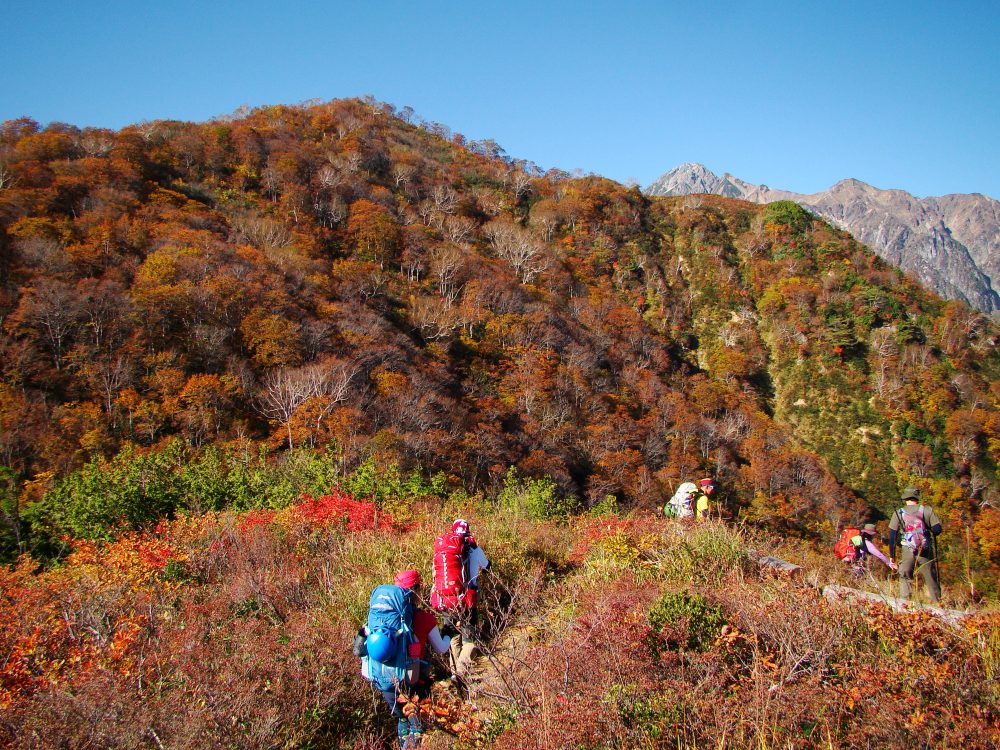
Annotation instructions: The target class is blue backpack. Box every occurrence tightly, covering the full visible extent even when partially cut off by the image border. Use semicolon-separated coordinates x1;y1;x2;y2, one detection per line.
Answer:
362;584;415;692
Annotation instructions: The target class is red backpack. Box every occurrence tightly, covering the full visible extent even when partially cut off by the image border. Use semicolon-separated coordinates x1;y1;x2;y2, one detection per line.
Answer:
834;527;862;562
430;532;466;610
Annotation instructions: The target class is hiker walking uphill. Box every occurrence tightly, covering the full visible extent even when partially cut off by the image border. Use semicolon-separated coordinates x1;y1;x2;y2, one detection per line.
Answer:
357;574;417;748
665;478;715;520
430;519;490;680
888;487;943;603
357;570;453;750
397;569;454;698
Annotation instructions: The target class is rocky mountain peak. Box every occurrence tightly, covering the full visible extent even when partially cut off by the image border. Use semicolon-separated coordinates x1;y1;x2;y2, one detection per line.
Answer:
645;165;1000;313
646;163;744;199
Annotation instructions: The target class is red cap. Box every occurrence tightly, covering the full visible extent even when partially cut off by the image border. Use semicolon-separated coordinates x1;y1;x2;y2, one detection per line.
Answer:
699;478;714;487
452;519;470;535
394;569;421;589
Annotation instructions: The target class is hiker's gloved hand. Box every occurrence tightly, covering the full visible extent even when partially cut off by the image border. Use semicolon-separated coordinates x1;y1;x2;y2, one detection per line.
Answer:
441;623;459;638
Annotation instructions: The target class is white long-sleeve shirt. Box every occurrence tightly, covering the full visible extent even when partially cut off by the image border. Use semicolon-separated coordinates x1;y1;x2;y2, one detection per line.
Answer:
465;545;490;588
425;625;450;654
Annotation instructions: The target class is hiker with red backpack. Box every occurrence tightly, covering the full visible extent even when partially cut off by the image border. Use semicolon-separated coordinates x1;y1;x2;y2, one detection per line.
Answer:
888;487;943;603
834;523;898;576
430;519;490;680
357;570;454;750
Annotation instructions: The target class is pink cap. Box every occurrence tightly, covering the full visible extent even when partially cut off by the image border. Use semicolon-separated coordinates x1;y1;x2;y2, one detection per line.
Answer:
394;569;421;589
452;519;470;535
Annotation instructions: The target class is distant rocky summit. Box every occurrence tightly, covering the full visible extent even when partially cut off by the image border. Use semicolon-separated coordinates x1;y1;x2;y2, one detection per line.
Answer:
646;164;1000;313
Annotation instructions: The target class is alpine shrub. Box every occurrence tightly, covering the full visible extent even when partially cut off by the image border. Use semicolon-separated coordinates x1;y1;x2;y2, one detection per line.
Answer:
648;591;727;653
497;466;578;519
341;457;445;506
763;200;814;234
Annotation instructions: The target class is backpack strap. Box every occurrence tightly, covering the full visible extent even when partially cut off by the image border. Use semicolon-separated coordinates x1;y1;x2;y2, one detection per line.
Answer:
896;507;907;531
918;505;935;553
891;508;905;557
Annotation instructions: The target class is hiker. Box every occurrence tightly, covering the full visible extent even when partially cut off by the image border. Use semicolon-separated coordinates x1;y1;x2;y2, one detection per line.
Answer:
888;487;943;603
665;481;697;519
430;518;490;680
396;569;454;698
695;477;715;520
836;523;898;576
858;524;897;571
357;570;449;750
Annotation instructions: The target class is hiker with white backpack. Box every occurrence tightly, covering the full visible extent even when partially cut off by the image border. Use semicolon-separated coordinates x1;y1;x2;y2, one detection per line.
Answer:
888;487;943;603
665;478;718;520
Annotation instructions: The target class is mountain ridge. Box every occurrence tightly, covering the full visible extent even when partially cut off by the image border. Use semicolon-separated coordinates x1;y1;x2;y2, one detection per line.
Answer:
646;164;1000;313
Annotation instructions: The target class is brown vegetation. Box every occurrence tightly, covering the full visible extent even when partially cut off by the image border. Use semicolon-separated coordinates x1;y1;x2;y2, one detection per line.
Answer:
1;496;997;749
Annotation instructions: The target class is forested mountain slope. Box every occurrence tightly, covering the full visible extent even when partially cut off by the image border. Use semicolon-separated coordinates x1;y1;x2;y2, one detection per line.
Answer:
1;99;998;592
647;163;1000;313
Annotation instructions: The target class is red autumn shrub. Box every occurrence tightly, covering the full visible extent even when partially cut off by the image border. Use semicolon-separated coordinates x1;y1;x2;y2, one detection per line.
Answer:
293;490;398;531
236;507;277;534
0;531;187;706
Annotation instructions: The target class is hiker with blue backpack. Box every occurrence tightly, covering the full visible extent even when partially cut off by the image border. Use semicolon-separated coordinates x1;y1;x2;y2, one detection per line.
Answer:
357;569;453;749
888;487;943;603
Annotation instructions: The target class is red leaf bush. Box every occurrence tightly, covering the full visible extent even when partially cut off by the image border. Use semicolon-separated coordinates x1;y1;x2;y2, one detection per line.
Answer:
292;490;399;531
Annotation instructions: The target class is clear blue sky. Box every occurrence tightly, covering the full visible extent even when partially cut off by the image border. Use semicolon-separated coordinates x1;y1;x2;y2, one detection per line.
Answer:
4;0;999;199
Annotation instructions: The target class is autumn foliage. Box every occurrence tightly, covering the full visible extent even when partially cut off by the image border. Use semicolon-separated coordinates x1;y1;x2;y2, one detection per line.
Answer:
293;489;401;531
1;490;400;748
1;497;997;749
1;98;999;594
1;97;1000;744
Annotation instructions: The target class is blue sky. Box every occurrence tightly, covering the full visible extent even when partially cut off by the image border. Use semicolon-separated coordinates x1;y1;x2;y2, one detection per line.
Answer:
4;1;999;199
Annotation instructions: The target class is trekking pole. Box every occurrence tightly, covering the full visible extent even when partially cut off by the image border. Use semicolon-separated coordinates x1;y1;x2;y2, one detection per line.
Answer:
933;527;943;600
